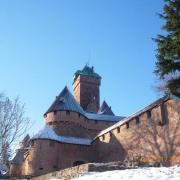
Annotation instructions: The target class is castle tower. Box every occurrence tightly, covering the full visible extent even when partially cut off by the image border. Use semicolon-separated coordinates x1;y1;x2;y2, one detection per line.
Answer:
73;65;101;113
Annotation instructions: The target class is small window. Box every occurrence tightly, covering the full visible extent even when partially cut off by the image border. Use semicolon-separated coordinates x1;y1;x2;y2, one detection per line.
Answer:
126;122;129;129
78;113;81;118
95;120;98;124
109;132;112;137
136;117;140;124
117;127;120;133
49;122;52;125
147;110;151;118
31;140;34;147
49;141;55;147
54;111;57;115
53;165;58;169
66;110;70;115
39;167;43;170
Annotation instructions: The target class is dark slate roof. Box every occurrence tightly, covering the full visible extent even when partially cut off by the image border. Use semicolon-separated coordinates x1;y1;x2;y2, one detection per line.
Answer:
95;96;171;139
74;65;101;79
45;86;85;115
98;101;115;115
45;86;123;122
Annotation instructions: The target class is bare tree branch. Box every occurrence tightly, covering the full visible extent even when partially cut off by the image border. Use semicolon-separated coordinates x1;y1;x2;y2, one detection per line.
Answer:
0;93;29;165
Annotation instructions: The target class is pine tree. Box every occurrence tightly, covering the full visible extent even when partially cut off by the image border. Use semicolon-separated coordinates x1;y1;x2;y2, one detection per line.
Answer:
154;0;180;97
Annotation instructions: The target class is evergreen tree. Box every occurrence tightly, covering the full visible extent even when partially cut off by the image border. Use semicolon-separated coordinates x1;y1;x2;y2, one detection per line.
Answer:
154;0;180;97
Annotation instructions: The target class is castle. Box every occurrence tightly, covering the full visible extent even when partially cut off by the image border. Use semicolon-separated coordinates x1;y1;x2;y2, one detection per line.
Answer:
10;65;180;177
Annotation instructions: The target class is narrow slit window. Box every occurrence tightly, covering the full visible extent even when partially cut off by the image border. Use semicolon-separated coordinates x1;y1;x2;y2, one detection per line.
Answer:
66;110;70;115
102;135;105;140
31;140;34;147
126;122;129;129
109;132;112;137
147;110;151;118
117;127;120;133
53;165;58;169
49;141;55;147
136;117;140;124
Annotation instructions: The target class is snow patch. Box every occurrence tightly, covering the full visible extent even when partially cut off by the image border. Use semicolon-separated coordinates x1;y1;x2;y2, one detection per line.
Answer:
74;166;180;180
32;125;92;145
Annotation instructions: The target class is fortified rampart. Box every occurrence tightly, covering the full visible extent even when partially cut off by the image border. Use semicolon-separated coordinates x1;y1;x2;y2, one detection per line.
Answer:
93;98;180;165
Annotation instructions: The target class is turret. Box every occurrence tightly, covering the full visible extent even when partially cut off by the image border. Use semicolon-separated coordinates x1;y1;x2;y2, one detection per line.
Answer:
73;65;101;113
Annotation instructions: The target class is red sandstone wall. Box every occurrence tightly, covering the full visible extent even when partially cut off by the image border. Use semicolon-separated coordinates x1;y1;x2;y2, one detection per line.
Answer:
45;111;115;138
93;99;180;165
21;139;96;177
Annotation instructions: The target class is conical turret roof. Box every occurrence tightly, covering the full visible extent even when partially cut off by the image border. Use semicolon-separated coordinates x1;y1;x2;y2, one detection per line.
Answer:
45;86;85;115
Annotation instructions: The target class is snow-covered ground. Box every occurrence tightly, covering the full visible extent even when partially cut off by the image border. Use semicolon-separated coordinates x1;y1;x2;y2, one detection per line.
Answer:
74;166;180;180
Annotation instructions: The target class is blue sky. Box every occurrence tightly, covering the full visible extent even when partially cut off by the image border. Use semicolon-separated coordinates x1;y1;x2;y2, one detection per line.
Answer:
0;0;165;135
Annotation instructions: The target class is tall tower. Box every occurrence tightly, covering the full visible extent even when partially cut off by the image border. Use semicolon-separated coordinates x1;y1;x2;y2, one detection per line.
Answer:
73;65;101;113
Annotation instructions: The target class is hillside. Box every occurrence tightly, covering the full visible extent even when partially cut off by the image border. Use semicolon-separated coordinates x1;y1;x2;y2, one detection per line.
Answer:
74;166;180;180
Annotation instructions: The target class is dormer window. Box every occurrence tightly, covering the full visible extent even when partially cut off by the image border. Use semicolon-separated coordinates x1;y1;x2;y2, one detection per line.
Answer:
59;97;65;103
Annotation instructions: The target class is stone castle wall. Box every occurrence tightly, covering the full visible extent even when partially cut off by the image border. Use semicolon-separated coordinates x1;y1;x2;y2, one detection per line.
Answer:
45;111;115;138
10;139;97;177
93;99;180;165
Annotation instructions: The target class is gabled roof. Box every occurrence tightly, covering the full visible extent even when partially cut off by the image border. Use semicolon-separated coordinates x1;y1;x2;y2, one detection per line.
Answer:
45;86;85;115
32;125;92;146
74;65;101;80
95;96;171;139
98;101;115;115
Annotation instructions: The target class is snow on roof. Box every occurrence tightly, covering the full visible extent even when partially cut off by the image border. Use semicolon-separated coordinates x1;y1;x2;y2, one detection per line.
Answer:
45;86;85;116
32;125;92;146
85;112;124;122
98;101;115;115
45;86;124;122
